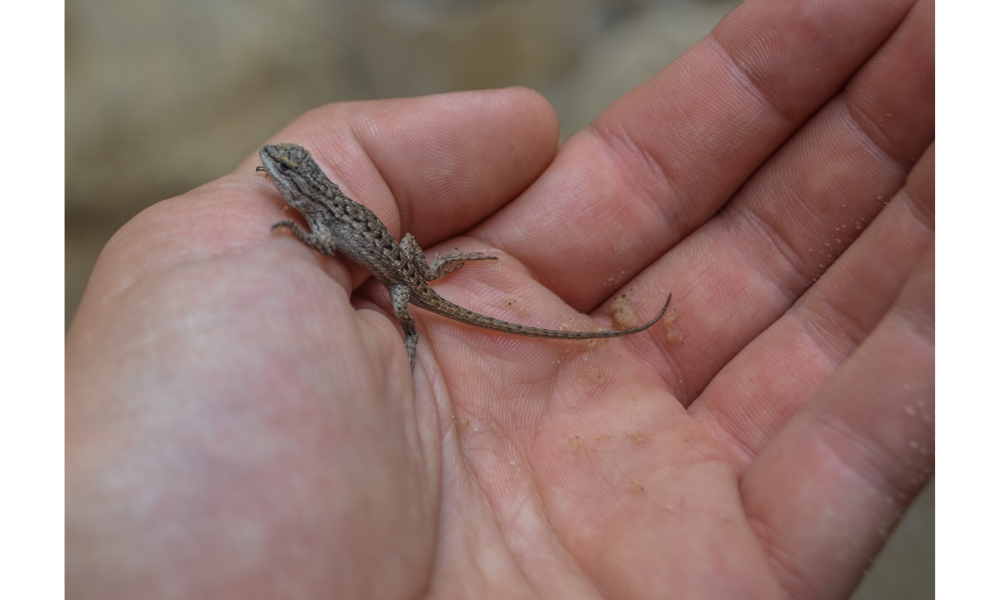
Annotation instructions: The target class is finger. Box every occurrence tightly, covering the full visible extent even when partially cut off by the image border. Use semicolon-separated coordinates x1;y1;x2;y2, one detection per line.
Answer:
595;0;931;396
661;0;933;402
235;88;558;295
740;241;933;599
255;87;558;248
691;143;934;463
474;0;919;310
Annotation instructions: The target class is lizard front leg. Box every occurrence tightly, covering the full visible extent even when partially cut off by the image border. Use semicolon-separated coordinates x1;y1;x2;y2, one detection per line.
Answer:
399;233;497;281
272;220;338;256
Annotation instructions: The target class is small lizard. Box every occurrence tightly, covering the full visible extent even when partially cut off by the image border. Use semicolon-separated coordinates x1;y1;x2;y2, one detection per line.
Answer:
257;143;671;369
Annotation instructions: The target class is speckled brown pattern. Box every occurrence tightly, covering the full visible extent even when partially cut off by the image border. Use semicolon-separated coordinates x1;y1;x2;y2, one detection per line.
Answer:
258;143;671;369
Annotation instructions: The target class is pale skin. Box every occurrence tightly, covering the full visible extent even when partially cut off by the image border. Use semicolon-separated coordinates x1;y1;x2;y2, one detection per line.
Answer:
66;0;934;598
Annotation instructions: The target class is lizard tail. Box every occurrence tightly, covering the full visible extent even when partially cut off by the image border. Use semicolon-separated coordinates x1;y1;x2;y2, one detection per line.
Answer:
410;289;672;340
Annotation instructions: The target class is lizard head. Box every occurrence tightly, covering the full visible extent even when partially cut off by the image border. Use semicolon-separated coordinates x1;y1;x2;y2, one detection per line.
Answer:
257;143;334;212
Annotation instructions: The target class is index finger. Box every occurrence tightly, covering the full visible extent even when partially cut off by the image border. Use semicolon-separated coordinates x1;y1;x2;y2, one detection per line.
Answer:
249;88;562;290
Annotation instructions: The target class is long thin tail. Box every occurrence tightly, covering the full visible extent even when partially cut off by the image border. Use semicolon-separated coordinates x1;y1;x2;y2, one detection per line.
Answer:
410;288;672;339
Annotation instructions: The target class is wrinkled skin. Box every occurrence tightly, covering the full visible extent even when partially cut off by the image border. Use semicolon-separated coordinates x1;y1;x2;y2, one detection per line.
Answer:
67;0;934;598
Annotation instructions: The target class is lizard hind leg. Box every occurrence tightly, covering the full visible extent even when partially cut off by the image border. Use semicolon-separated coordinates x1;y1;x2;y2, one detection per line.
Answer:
399;233;498;281
389;284;419;369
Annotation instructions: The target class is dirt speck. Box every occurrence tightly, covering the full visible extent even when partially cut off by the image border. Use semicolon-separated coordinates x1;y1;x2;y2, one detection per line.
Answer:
626;430;646;444
503;297;530;316
662;303;682;343
612;292;639;329
578;365;604;387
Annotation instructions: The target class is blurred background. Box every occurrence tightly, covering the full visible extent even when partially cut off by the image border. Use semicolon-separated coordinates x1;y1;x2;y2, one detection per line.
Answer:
65;0;932;596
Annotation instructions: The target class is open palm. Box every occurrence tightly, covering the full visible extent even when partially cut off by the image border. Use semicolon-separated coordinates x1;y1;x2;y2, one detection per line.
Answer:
67;0;934;598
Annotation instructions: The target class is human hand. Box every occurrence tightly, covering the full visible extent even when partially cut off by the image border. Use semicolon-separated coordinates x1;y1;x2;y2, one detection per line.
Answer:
66;0;933;597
